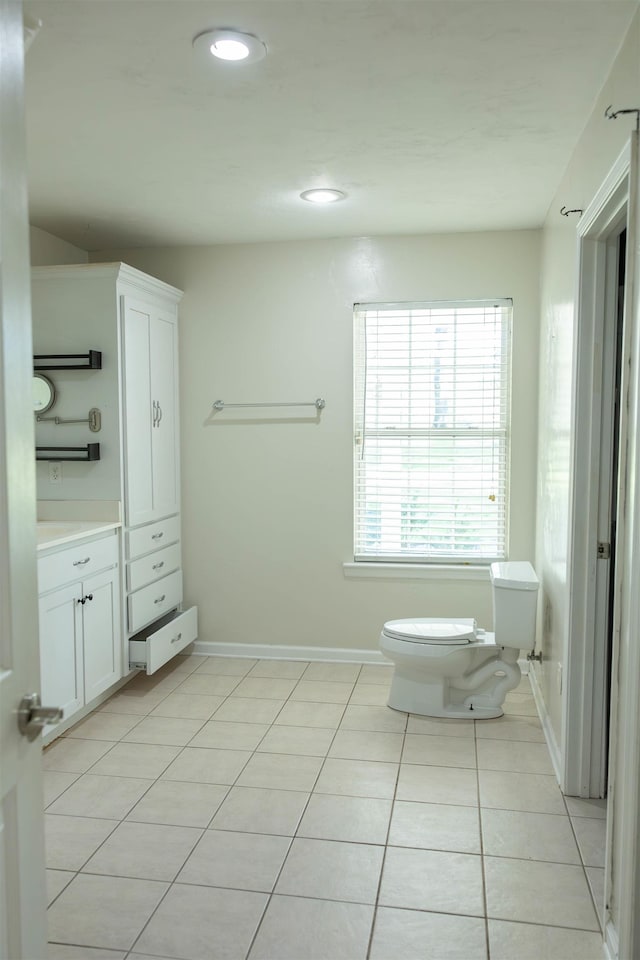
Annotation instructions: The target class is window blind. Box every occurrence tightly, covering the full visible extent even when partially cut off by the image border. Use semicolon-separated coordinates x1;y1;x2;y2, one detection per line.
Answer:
354;299;511;563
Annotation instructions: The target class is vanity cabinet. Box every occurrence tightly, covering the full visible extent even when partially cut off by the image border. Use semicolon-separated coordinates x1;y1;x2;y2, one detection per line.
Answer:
32;263;198;678
38;529;120;726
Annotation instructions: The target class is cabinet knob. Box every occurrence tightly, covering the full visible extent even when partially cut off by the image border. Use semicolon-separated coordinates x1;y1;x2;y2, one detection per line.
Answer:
154;594;166;605
151;532;164;541
73;557;90;566
152;561;165;571
170;632;183;644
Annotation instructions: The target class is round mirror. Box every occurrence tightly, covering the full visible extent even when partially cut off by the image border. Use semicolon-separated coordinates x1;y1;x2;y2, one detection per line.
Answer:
33;374;56;414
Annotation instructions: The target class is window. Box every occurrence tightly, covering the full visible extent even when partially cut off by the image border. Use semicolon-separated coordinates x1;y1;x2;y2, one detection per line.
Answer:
353;299;511;564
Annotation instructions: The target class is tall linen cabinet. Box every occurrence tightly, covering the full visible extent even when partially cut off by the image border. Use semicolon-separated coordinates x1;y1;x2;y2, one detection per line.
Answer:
32;263;197;676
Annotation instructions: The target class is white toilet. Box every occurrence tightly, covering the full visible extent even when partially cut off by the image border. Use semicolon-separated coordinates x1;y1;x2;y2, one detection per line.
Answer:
380;561;539;719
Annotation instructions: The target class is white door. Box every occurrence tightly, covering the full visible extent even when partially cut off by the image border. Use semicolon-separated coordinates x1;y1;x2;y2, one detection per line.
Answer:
0;1;48;956
39;582;84;723
83;566;120;701
150;312;178;519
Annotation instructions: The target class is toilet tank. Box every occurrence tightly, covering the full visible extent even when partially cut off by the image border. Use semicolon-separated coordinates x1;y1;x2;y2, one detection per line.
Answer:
490;561;539;650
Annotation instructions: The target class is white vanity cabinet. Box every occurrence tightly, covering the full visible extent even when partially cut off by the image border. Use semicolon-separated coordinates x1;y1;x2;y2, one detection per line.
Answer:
38;529;121;726
32;263;198;678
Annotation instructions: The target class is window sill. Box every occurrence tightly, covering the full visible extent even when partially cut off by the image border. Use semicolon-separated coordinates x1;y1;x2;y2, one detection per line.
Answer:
343;562;491;581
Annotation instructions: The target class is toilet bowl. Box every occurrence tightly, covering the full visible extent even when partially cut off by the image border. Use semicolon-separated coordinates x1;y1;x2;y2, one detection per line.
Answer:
380;562;539;719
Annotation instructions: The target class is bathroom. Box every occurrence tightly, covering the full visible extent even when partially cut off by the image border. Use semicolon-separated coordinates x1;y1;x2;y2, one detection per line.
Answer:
3;2;640;959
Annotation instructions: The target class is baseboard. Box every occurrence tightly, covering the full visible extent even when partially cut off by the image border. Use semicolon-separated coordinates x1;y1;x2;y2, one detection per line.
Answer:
603;918;619;960
193;640;389;665
528;666;562;785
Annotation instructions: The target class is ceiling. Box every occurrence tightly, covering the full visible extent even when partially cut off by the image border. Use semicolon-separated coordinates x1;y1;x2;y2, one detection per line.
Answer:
23;0;638;250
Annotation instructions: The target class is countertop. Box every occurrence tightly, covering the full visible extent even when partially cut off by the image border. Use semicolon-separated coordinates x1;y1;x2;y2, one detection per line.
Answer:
36;520;121;552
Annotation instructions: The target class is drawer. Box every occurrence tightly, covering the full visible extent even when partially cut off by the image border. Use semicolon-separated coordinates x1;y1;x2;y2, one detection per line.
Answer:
127;515;180;561
127;542;181;592
129;606;198;675
38;532;119;595
128;569;182;634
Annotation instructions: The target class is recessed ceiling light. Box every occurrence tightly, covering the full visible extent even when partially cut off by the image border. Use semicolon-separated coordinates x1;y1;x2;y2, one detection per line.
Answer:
300;189;346;204
193;29;267;64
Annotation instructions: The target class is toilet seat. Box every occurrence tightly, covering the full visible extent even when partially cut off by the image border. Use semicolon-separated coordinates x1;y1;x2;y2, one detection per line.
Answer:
382;617;478;645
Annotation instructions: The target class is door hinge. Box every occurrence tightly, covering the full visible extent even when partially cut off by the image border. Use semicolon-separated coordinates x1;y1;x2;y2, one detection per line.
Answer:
597;542;611;559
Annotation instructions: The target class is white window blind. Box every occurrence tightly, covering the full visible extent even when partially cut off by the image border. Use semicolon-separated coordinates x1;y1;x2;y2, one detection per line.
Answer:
354;299;511;563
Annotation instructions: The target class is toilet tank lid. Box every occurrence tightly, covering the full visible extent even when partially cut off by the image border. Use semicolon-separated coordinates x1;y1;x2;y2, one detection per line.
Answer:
490;561;539;590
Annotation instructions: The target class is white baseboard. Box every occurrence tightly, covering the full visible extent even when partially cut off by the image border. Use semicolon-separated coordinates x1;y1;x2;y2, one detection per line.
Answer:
193;640;389;665
528;666;562;785
603;918;619;960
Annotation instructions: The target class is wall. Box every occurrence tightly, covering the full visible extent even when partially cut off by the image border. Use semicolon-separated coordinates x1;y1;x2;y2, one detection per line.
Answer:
533;14;639;743
92;230;540;653
30;225;87;266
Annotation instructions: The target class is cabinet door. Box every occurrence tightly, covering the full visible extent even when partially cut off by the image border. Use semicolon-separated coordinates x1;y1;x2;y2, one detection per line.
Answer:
38;582;84;724
122;296;179;526
122;296;155;526
150;311;179;519
82;566;121;702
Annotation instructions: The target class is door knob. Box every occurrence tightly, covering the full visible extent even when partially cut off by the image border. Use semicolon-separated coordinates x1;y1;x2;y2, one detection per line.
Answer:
17;693;63;741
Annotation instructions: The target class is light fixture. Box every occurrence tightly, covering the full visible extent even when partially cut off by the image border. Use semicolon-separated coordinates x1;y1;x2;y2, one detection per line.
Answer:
300;189;346;204
193;29;267;64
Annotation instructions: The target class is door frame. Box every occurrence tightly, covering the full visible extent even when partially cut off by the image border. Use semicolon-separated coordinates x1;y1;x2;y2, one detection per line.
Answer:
564;134;640;959
563;142;630;798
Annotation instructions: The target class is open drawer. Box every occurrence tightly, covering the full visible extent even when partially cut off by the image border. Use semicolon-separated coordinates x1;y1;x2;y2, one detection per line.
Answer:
129;605;198;674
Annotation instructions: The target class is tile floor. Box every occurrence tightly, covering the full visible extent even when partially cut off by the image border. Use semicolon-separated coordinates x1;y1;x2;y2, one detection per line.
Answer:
43;654;608;960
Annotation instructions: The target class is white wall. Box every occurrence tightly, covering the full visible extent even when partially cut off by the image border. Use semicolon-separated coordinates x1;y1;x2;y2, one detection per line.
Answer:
30;225;87;266
533;13;639;743
92;230;540;652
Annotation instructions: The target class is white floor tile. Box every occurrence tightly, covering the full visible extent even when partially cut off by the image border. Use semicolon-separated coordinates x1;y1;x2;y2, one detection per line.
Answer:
479;769;565;815
314;757;398;799
174;673;242;697
160;746;251;785
484;856;599;930
358;664;394;685
572;817;607;867
256;724;335;756
212;697;286;724
48;947;126;960
64;713;142;742
275;836;384;904
248;895;373;960
564;796;607;819
402;733;477;767
247;660;309;679
126;780;229;828
230;676;299;700
379;846;485;916
188;720;270;751
46;869;76;906
81;820;202;881
43;738;115;774
302;662;362;682
488;919;605;959
339;704;407;733
396;763;478;806
236;752;323;791
87;742;181;779
210;785;309;836
389;800;481;854
43;771;80;807
274;700;346;728
329;729;403;762
297;794;392;845
45;814;117;871
133;883;268;960
178;829;290;891
407;716;474;738
586;866;605;927
122;716;206;747
371;907;487;960
476;716;545;742
476;738;554;775
481;808;581;863
195;656;257;676
290;680;354;704
47;873;168;951
46;775;153;820
149;692;225;720
349;683;390;706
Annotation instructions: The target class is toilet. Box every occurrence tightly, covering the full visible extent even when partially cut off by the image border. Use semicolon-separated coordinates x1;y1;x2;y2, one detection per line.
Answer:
380;561;539;719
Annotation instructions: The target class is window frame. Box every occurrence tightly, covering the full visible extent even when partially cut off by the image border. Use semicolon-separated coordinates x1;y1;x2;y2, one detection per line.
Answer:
353;298;512;566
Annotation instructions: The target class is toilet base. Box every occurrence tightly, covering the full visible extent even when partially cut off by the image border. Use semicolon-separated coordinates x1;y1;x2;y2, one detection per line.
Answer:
387;672;505;719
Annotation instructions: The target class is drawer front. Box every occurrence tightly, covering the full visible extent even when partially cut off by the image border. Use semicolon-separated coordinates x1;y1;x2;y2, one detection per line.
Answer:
127;542;181;593
130;606;198;674
38;532;119;595
128;569;182;634
127;515;180;561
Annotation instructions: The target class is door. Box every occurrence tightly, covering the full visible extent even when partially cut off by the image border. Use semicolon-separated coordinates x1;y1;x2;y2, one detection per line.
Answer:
0;1;48;956
83;566;120;701
38;583;84;723
122;297;155;526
